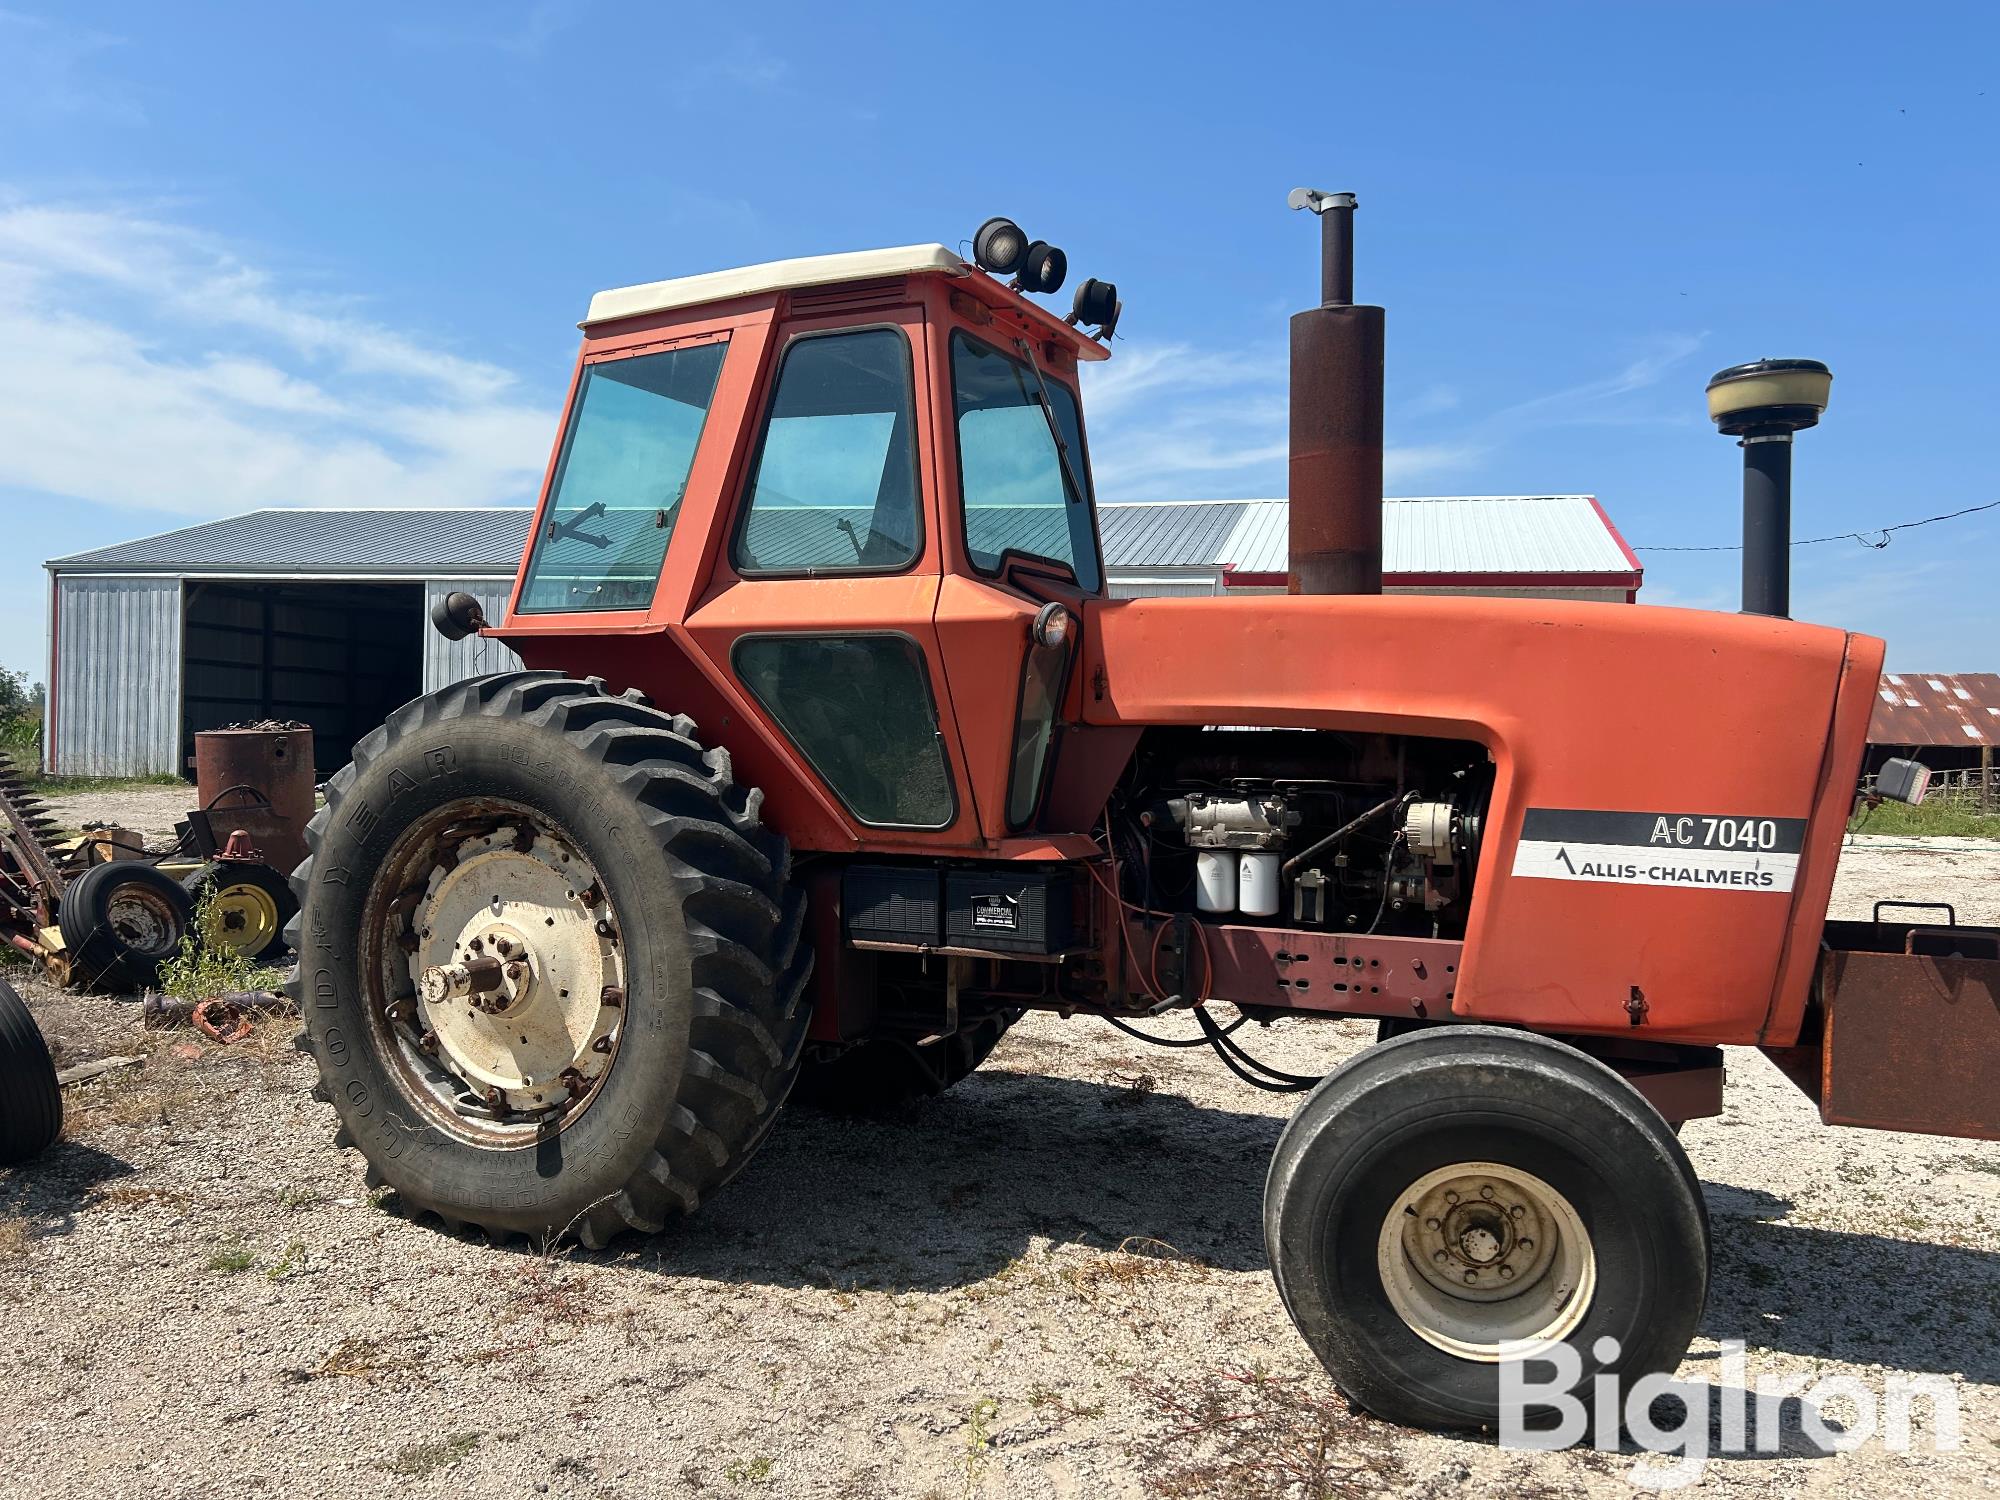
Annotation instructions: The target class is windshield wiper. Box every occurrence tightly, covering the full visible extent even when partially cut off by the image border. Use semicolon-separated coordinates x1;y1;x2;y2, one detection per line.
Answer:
547;499;611;548
1011;337;1090;508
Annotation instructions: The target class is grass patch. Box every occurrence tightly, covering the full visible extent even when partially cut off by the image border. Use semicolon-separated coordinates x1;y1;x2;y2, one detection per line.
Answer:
725;1454;775;1486
1135;1365;1401;1500
1850;798;2000;840
157;888;292;1005
206;1244;256;1274
385;1433;479;1478
16;772;188;797
963;1397;999;1495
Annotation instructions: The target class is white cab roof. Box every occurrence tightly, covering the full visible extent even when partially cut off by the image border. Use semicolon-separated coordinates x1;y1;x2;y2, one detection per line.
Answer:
584;244;968;327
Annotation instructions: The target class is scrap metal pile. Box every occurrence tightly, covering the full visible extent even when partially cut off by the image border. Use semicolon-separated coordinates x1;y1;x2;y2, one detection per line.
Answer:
0;726;311;993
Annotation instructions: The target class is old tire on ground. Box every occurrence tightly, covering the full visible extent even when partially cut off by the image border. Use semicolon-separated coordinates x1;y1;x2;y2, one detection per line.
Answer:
288;672;812;1249
183;860;297;963
58;861;194;992
0;978;62;1164
794;1010;1020;1112
1265;1025;1708;1432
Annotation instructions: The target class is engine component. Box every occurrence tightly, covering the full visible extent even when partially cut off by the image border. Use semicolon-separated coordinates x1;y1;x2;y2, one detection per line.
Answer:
1239;852;1282;917
1195;850;1239;913
1403;801;1456;861
1167;794;1297;850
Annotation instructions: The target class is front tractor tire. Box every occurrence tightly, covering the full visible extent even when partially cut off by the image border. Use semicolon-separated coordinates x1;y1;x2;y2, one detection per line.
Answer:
289;673;812;1249
1265;1026;1709;1432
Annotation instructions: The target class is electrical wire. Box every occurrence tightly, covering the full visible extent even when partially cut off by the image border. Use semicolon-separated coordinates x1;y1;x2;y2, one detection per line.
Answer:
1103;1012;1248;1048
1195;1007;1323;1093
1634;497;2000;553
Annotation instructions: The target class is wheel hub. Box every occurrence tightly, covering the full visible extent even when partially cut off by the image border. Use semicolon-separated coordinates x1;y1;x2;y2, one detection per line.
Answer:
209;881;281;954
401;824;624;1122
1377;1161;1597;1361
107;886;178;956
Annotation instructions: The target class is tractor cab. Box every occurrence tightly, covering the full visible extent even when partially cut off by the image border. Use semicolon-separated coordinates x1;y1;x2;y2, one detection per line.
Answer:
492;240;1120;852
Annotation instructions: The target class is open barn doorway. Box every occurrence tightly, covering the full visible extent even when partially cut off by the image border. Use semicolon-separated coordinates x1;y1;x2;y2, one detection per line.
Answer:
181;581;423;775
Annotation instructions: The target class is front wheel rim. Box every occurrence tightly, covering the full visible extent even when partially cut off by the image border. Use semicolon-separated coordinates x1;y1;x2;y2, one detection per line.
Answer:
1376;1160;1597;1362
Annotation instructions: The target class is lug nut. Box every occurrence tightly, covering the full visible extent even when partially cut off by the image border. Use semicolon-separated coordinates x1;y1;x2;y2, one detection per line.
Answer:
1432;1250;1448;1265
1479;1185;1495;1200
1424;1217;1440;1230
1518;1237;1534;1251
1462;1270;1477;1284
1510;1204;1526;1218
1443;1190;1459;1205
1500;1265;1516;1280
505;962;526;981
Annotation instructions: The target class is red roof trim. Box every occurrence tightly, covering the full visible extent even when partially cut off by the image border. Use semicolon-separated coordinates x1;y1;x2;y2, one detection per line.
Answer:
1586;494;1645;576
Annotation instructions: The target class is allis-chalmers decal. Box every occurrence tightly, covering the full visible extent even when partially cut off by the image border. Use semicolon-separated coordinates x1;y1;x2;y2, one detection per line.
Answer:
1510;809;1806;892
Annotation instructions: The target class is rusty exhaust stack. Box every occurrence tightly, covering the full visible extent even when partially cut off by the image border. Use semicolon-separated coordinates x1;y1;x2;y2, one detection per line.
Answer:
1286;188;1384;595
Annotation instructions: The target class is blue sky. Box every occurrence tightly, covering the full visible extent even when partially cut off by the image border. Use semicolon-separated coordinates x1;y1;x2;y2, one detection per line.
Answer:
2;1;1994;679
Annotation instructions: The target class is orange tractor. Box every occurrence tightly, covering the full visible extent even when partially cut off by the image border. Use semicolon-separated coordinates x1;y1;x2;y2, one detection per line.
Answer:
292;197;1998;1430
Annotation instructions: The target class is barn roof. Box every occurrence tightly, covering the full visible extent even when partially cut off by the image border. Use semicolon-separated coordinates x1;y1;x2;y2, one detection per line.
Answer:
46;508;535;575
47;496;1642;586
1868;673;2000;747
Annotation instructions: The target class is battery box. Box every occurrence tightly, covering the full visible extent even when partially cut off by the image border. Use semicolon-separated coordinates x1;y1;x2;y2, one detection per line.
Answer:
843;865;942;947
944;868;1076;956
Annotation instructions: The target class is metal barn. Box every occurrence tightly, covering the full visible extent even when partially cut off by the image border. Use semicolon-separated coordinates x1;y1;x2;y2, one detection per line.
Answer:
44;510;527;777
42;496;1642;778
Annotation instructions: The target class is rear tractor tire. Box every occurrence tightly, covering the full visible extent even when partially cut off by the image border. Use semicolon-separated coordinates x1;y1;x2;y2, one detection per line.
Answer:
1265;1026;1708;1432
288;672;813;1249
794;1010;1020;1113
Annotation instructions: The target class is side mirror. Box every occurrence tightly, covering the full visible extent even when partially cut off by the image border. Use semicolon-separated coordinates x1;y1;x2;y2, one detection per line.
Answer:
430;591;488;643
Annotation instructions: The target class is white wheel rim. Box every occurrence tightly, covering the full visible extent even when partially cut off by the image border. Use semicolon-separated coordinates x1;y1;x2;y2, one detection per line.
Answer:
1377;1161;1596;1362
367;806;628;1143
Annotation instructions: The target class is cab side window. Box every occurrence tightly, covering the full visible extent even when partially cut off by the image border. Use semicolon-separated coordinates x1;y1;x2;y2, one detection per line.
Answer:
734;328;922;574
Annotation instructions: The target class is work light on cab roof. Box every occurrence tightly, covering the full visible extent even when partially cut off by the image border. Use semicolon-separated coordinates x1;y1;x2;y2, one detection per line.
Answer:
973;214;1119;338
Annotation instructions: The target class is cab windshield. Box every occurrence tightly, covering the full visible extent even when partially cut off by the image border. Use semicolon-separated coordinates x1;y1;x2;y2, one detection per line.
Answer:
950;333;1101;592
518;340;727;613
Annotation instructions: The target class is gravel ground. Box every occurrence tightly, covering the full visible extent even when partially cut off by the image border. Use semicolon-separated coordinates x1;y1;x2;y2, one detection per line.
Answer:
38;783;197;844
1;831;1995;1498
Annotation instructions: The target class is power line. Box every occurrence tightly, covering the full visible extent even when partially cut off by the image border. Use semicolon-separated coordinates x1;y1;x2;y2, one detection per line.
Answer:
1633;497;2000;553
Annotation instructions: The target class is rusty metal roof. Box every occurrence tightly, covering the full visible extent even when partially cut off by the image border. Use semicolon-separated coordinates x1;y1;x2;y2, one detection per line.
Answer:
1868;673;2000;747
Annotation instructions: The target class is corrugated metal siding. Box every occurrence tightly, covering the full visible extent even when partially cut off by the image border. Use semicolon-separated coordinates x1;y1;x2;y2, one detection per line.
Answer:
422;580;525;691
52;577;182;776
1100;503;1246;567
1206;495;1637;576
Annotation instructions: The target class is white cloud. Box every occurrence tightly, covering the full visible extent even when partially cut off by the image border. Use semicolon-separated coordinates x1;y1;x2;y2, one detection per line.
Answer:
0;195;555;517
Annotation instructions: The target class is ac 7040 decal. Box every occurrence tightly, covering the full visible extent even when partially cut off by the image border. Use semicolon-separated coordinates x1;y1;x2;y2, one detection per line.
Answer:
1511;808;1806;892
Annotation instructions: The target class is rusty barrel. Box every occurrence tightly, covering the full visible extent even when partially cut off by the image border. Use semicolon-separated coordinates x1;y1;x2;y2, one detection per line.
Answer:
193;727;316;875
